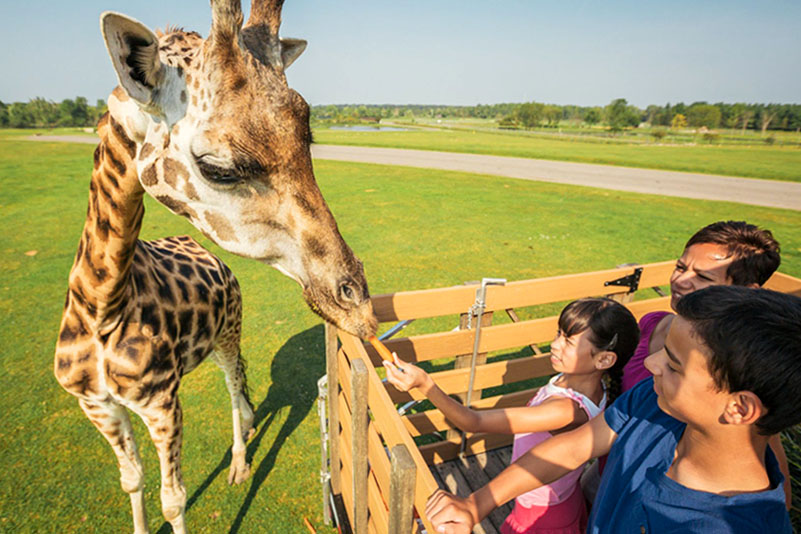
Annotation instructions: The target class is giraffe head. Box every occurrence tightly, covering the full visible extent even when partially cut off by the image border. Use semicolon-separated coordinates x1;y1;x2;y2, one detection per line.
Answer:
100;0;377;338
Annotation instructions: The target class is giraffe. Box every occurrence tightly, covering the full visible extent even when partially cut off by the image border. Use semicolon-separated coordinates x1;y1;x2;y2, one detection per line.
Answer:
53;1;377;533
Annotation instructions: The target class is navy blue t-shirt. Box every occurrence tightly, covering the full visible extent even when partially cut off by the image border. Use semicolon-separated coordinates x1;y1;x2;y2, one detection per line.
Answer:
587;377;791;533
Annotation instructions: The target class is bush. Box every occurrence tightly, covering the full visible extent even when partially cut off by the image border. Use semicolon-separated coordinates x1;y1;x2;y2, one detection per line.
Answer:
702;132;720;143
650;129;667;141
764;135;776;145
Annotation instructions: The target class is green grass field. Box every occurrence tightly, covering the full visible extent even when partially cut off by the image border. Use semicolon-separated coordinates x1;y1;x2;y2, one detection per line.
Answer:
1;138;800;533
313;127;801;183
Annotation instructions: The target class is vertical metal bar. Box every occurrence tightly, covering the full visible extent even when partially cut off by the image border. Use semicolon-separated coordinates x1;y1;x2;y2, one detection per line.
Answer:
325;322;341;496
317;375;331;525
388;444;417;534
351;358;369;534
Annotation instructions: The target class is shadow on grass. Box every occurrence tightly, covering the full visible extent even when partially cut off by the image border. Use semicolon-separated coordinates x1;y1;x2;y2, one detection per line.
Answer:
156;324;325;534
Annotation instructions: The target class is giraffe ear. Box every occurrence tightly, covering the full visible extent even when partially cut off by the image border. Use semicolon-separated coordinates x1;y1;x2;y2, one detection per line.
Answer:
101;12;165;106
280;38;307;69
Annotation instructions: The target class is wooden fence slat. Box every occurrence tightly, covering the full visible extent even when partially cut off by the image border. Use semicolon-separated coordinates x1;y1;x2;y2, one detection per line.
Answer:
326;322;341;495
372;261;675;321
368;418;392;502
339;331;441;534
764;271;801;296
420;433;514;464
363;296;672;366
388;445;416;534
402;388;539;436
386;354;554;404
352;358;369;534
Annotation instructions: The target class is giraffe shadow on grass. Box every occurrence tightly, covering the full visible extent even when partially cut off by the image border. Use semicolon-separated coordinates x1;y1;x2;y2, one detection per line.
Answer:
156;324;326;534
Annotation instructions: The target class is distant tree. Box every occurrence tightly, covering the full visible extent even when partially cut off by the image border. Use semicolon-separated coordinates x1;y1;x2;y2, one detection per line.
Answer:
583;107;602;126
28;97;59;127
605;98;639;131
516;102;545;129
0;101;8;127
671;113;688;129
543;104;561;127
686;103;721;129
8;102;34;128
757;105;778;136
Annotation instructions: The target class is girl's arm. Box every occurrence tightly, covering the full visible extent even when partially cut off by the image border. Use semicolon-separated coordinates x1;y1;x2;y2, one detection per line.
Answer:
425;413;618;534
383;354;583;435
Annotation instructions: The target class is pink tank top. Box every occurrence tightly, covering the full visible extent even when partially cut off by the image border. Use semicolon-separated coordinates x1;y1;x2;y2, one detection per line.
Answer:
621;311;671;392
510;374;606;508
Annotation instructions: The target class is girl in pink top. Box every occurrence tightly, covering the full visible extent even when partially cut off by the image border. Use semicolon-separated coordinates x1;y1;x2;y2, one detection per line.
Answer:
384;298;639;534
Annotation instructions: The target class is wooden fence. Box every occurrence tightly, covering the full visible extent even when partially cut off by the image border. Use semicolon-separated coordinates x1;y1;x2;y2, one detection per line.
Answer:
321;261;801;533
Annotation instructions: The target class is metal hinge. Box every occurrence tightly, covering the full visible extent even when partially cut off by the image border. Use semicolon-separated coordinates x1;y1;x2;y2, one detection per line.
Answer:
604;267;643;294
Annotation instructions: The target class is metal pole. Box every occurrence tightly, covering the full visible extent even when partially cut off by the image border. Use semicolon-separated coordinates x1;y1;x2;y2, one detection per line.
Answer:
460;277;505;456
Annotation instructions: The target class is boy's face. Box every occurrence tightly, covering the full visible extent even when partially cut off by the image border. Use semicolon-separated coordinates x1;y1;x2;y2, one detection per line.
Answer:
670;243;734;310
644;317;729;426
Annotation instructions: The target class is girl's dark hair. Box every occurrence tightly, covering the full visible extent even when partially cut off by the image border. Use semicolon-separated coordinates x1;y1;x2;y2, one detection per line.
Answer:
558;298;640;402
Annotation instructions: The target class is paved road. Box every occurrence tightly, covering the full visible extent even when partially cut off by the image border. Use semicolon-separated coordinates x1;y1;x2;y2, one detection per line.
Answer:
27;135;801;211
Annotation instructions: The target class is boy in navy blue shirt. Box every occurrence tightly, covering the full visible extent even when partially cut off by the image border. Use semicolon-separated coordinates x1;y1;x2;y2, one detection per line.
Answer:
426;286;797;533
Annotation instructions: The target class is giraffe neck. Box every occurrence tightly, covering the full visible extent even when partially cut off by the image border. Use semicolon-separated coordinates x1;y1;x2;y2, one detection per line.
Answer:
68;112;145;331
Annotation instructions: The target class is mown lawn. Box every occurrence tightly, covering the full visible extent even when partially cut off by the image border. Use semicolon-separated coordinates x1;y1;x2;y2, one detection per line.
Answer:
1;138;800;533
312;127;801;183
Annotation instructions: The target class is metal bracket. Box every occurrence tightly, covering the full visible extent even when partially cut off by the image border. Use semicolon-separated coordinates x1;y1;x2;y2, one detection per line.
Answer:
604;267;643;294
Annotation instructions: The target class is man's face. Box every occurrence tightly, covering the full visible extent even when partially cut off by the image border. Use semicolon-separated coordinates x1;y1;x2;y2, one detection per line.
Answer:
644;317;729;426
669;243;734;310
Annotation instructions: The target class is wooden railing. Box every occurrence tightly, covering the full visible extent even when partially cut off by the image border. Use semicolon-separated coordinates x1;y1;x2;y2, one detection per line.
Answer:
324;261;801;533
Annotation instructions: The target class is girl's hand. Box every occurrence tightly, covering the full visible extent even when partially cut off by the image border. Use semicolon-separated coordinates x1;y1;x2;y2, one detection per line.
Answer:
383;353;431;393
425;489;478;534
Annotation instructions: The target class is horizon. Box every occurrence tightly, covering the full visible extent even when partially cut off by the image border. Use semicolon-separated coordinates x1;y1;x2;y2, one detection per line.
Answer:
2;1;800;107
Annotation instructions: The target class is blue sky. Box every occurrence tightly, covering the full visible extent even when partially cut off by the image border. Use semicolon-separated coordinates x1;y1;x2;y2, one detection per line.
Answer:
1;1;799;107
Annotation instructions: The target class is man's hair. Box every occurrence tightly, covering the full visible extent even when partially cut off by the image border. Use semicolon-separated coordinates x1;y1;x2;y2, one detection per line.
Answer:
685;220;780;286
676;285;801;435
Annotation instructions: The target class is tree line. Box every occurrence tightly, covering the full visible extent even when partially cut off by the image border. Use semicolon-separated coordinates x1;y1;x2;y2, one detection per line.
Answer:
311;100;801;133
2;96;800;133
0;98;107;128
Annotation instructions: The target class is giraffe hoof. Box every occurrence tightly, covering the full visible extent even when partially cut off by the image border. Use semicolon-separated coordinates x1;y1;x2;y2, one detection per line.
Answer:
244;427;255;441
227;461;251;485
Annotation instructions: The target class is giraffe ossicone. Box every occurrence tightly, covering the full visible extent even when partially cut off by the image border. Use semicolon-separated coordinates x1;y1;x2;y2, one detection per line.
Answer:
54;1;376;533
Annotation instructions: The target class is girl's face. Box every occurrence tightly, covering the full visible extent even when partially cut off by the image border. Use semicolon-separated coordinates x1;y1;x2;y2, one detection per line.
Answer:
549;328;603;375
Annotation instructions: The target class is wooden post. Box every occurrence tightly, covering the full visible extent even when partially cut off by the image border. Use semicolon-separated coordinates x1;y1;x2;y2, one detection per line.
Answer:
388;444;417;534
325;322;341;496
351;358;369;534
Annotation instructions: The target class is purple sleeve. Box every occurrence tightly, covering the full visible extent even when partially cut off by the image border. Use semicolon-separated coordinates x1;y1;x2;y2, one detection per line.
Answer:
621;311;671;393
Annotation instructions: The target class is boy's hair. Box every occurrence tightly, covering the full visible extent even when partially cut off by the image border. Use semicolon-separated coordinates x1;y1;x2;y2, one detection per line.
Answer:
558;298;640;402
685;220;780;286
676;285;801;435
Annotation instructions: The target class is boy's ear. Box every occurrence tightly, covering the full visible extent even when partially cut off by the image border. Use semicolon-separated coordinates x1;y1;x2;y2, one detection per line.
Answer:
594;350;617;371
101;12;165;107
722;391;764;426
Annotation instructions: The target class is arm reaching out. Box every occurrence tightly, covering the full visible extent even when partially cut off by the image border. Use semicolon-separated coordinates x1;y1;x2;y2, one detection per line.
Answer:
384;354;583;434
426;412;618;533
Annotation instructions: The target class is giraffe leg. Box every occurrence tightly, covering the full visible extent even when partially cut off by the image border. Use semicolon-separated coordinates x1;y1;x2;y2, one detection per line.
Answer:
138;397;187;534
212;349;254;485
79;399;150;534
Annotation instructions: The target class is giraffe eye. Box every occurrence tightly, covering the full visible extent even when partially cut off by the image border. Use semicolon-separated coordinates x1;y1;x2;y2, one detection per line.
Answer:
196;158;242;185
